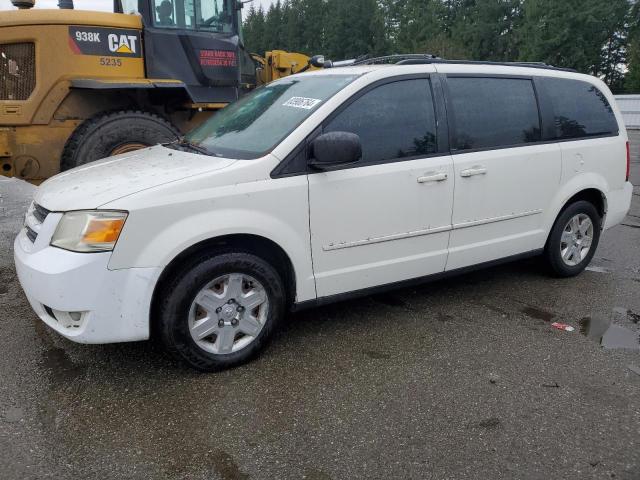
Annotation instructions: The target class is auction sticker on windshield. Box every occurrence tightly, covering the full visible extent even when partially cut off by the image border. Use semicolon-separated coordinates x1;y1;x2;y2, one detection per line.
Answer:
282;97;322;109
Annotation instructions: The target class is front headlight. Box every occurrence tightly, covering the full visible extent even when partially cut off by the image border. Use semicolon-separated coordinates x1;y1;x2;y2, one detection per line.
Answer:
51;210;128;253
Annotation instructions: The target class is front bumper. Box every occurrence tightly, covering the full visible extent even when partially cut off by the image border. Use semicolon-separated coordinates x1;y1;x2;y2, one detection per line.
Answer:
604;181;634;230
14;226;160;344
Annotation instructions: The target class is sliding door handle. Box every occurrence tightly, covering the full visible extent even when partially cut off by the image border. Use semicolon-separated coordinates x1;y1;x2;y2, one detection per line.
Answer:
417;172;448;183
460;166;487;177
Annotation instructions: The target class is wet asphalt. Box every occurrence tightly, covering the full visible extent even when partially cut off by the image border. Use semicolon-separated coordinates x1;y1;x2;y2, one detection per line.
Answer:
0;132;639;480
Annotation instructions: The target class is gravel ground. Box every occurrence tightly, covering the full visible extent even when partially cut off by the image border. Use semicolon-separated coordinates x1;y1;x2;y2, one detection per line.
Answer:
0;132;639;480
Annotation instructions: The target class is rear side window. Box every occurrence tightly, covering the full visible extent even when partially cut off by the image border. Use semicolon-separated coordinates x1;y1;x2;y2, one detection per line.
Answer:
541;78;619;139
324;78;437;164
447;77;541;151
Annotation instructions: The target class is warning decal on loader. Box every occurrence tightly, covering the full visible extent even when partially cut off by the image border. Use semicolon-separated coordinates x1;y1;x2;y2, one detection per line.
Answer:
68;26;142;58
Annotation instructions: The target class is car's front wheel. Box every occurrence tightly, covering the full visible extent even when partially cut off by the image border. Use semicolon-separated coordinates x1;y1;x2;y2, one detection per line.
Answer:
157;252;286;371
544;200;602;277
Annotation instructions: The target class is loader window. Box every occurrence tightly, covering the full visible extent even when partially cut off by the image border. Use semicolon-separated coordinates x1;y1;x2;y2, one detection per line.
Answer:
153;0;234;33
185;74;359;159
197;0;234;33
120;0;141;14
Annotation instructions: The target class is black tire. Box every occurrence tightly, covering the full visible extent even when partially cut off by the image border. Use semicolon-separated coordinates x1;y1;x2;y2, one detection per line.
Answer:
544;200;602;277
61;110;180;171
156;252;286;372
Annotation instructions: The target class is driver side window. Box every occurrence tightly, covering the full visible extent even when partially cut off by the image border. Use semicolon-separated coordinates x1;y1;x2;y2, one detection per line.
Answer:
324;78;438;166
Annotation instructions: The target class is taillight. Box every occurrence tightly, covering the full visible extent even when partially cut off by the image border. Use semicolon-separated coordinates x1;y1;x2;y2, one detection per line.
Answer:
626;141;631;182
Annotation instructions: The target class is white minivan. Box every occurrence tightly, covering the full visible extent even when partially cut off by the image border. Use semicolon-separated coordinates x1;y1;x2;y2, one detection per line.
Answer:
14;60;633;370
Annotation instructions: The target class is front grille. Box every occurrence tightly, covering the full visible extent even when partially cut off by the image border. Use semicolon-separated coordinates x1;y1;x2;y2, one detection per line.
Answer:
24;202;49;243
0;43;36;101
25;226;37;243
33;203;49;223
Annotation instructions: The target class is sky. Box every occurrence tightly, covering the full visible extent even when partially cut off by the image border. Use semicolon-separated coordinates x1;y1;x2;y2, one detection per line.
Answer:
0;0;275;14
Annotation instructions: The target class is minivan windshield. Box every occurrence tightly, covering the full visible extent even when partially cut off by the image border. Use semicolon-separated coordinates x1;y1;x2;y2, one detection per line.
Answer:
184;74;359;159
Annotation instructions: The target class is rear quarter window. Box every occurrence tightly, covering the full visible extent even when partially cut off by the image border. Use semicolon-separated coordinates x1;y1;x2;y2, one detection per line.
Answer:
542;77;619;139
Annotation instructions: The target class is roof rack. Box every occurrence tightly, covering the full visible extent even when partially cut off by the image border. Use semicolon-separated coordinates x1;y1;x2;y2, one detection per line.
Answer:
352;53;440;65
397;58;575;72
343;54;575;72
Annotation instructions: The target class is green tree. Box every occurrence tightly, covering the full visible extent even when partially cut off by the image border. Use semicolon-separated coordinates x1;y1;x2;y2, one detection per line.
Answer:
283;0;305;53
243;0;635;90
517;0;629;83
242;5;267;54
300;0;327;55
391;0;467;58
263;1;286;51
627;38;640;92
451;0;522;61
626;1;640;92
324;0;387;59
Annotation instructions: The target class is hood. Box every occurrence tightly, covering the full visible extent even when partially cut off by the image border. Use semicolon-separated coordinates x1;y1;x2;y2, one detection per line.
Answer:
35;145;237;211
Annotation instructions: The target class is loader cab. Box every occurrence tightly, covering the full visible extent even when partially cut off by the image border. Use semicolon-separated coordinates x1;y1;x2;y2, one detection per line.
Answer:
115;0;256;103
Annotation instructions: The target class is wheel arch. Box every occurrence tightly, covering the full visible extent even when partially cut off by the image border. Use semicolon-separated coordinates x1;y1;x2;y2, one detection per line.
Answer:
545;173;610;234
561;188;607;219
150;233;298;337
544;183;608;252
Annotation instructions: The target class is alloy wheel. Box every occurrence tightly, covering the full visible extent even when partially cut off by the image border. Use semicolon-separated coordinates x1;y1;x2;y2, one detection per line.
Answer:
188;273;269;354
560;213;594;267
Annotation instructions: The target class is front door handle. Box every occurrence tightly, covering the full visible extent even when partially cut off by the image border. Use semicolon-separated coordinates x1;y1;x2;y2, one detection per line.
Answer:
460;166;487;177
417;172;448;183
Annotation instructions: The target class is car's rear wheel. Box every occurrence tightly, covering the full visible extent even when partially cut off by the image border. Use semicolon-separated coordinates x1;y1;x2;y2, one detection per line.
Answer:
156;252;286;371
544;200;601;277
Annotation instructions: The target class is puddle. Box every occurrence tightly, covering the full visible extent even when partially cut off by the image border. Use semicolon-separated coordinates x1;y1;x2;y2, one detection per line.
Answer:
210;450;250;480
0;266;14;290
578;317;640;350
363;350;391;360
468;417;502;430
482;303;508;316
437;312;454;323
303;468;333;480
521;306;555;322
372;294;408;308
40;348;87;384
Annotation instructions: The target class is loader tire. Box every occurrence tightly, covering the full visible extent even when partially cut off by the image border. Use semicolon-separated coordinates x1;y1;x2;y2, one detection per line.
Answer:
61;110;180;171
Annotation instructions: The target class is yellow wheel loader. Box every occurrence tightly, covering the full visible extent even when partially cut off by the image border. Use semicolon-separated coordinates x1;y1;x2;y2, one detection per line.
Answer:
0;0;321;181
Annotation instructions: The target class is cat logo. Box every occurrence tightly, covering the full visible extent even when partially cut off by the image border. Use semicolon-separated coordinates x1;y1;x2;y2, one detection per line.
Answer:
68;27;142;58
107;33;138;55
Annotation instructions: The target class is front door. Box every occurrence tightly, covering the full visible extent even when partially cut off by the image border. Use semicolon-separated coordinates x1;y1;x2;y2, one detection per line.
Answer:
308;77;455;298
443;75;562;270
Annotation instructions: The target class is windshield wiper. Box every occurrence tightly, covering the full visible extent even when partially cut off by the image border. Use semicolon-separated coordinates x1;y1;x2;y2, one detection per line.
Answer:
166;139;214;156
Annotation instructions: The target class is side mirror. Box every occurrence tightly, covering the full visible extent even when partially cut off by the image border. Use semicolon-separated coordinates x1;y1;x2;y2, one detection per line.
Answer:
309;132;362;171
